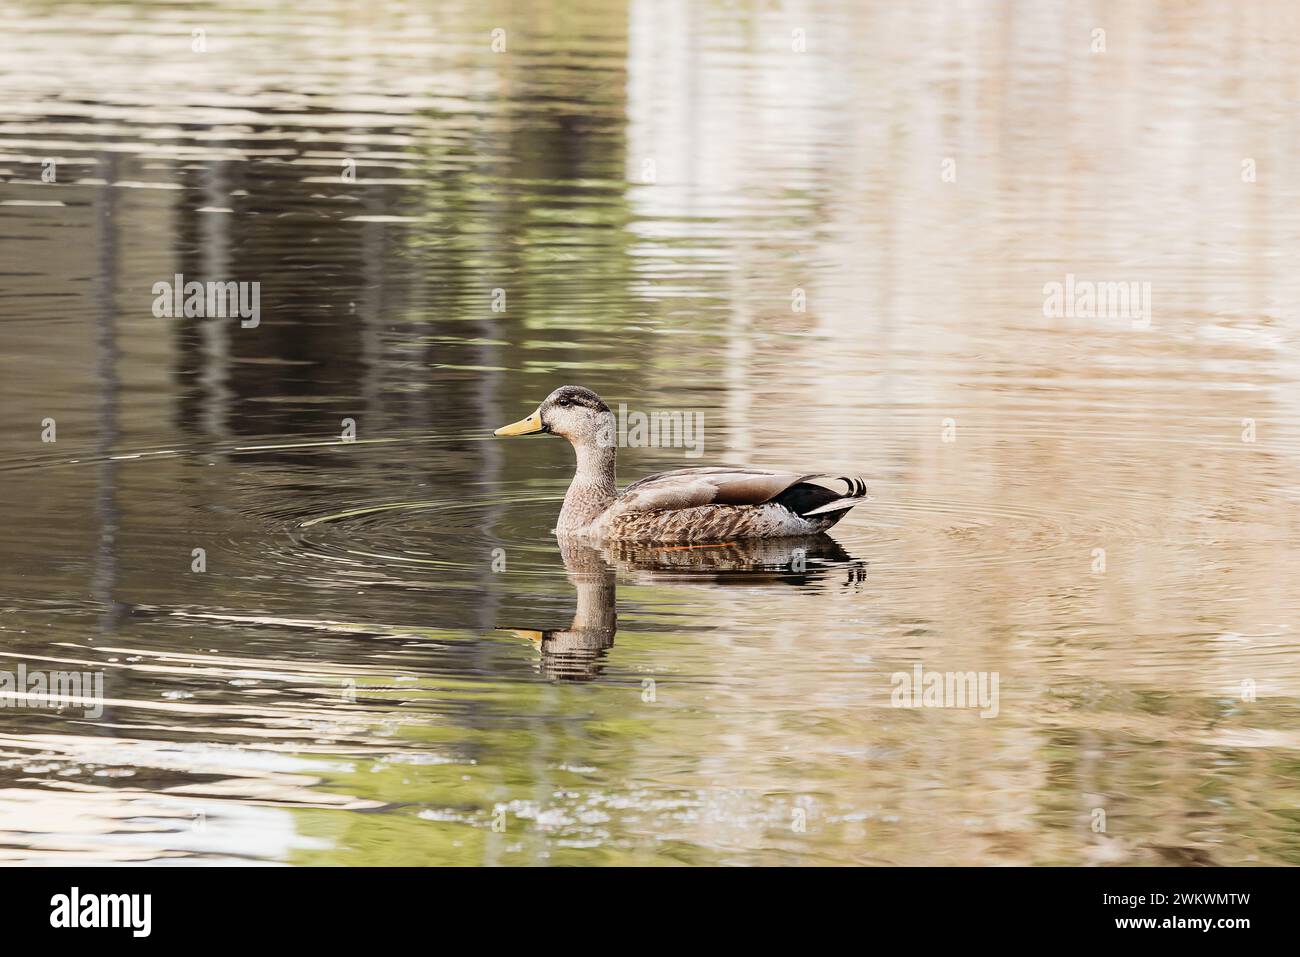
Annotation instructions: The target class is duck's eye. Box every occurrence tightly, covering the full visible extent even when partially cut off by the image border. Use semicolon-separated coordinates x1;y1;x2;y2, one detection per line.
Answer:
557;398;571;407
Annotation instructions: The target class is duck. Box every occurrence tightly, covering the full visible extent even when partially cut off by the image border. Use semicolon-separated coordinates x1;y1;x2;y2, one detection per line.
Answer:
493;386;868;543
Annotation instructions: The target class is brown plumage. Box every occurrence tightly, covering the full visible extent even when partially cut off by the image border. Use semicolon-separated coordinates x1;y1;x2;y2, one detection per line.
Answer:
493;386;869;543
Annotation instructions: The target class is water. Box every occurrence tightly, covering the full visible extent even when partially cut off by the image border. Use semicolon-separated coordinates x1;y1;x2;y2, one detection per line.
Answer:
1;0;1299;865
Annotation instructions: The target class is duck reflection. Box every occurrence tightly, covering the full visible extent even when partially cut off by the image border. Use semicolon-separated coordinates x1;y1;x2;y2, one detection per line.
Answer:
507;535;864;681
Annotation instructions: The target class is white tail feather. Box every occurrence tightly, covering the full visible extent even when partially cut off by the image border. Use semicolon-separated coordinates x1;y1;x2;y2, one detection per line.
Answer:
804;495;871;517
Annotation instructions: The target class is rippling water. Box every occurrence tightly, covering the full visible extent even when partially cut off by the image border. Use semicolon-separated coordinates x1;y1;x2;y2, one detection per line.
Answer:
2;0;1299;865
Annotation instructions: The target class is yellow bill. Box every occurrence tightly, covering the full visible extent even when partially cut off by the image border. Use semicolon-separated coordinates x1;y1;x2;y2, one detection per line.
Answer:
493;410;544;436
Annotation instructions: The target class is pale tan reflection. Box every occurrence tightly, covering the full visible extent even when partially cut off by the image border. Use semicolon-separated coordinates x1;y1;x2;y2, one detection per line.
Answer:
506;535;864;681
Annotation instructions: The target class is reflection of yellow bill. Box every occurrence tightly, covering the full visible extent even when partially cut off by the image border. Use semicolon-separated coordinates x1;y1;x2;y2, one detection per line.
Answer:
493;411;544;436
505;629;543;647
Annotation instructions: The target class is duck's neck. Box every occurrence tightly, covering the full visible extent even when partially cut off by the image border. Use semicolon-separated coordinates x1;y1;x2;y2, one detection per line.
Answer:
558;439;617;533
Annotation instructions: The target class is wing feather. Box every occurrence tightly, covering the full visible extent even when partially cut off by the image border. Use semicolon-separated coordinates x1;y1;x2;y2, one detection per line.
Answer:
615;467;821;514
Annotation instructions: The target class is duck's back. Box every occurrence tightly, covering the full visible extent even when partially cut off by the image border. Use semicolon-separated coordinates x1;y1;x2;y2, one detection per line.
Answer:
592;468;865;542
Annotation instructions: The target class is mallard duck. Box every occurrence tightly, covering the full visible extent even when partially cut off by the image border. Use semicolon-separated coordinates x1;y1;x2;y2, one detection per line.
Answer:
493;386;868;543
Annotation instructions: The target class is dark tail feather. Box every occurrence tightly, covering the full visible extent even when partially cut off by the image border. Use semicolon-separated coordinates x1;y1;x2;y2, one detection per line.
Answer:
772;477;869;519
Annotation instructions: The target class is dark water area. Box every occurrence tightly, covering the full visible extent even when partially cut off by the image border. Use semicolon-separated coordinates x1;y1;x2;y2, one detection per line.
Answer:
0;0;1298;864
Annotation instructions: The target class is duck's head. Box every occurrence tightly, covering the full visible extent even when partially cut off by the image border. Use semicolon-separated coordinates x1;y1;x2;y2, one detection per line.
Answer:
493;386;614;446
